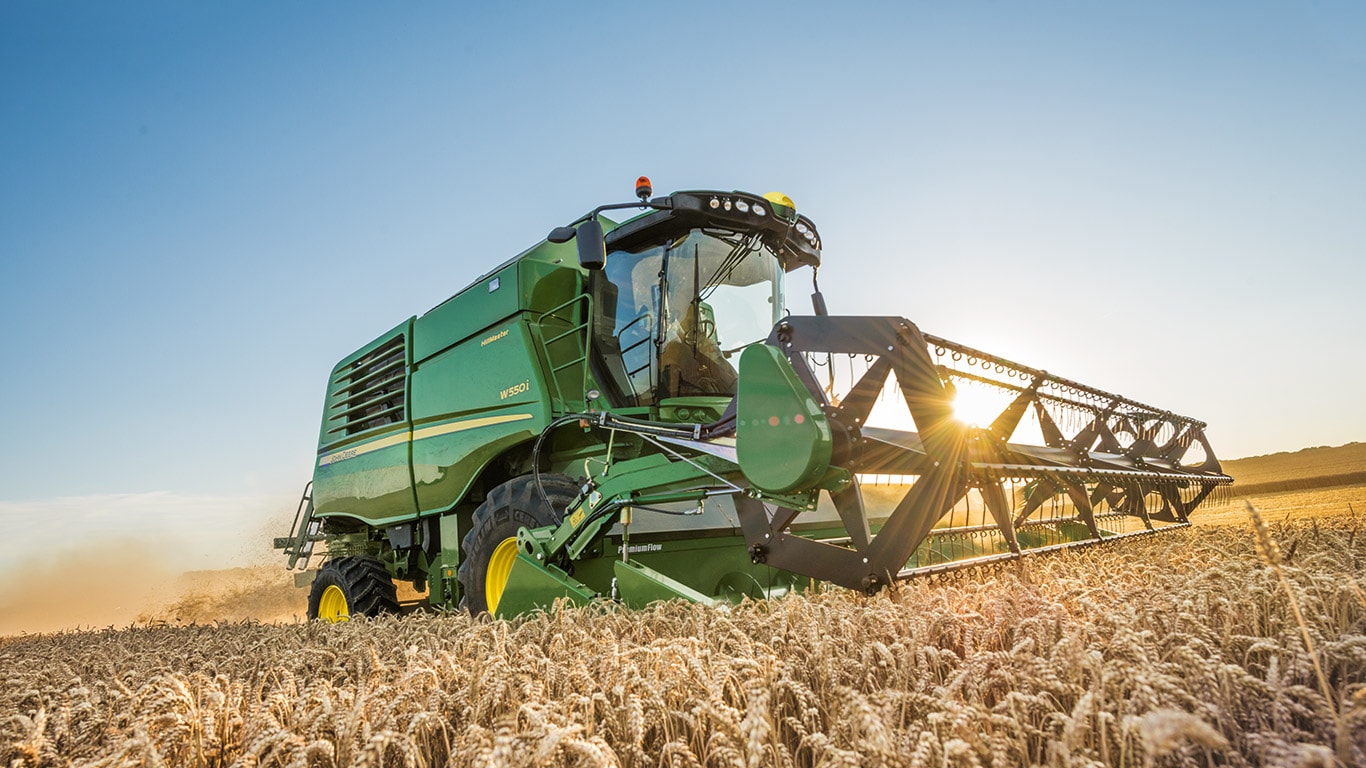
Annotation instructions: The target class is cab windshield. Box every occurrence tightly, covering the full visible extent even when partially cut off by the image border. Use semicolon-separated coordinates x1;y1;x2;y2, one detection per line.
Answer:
592;228;785;407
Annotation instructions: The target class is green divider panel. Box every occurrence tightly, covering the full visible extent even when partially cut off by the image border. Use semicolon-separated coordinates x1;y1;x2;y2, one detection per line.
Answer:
613;559;724;609
495;553;597;617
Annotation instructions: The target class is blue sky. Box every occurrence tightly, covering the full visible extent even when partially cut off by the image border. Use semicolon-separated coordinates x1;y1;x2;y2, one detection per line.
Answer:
2;2;1363;567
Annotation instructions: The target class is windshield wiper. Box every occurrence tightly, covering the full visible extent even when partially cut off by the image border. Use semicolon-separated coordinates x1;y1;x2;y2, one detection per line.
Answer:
655;239;671;351
699;232;762;302
721;338;765;358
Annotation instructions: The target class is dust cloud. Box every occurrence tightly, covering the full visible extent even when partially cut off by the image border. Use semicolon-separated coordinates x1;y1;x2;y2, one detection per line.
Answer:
0;537;307;636
0;494;313;636
144;566;305;626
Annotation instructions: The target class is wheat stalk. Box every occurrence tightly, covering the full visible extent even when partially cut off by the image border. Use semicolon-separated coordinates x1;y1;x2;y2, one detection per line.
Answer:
1245;500;1350;764
4;511;1364;766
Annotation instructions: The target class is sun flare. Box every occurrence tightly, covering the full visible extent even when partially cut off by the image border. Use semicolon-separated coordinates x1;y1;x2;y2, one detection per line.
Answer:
951;384;1007;428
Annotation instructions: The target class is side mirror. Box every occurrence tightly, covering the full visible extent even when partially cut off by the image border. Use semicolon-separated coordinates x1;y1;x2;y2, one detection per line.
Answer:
811;290;828;316
576;219;607;270
547;226;577;244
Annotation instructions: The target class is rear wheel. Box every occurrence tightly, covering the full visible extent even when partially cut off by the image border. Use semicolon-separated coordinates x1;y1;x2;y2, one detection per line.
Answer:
307;556;400;622
458;473;580;615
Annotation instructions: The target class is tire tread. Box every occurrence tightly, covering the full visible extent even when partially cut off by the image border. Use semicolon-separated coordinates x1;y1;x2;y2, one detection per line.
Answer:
456;473;580;614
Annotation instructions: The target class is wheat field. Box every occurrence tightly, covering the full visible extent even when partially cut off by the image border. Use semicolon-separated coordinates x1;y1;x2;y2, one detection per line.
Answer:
3;503;1365;767
1223;444;1366;487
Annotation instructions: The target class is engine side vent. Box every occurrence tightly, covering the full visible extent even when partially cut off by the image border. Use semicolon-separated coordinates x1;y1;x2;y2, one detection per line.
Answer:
326;334;407;438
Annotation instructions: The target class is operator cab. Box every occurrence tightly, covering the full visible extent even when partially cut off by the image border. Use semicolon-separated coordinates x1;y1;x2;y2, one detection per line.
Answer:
587;190;822;411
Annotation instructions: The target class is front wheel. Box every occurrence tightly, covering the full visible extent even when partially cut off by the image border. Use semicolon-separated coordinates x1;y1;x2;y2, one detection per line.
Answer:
457;473;580;615
307;556;399;622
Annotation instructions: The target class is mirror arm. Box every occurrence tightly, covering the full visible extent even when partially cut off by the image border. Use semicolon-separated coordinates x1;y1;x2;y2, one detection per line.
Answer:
548;197;675;268
561;197;674;228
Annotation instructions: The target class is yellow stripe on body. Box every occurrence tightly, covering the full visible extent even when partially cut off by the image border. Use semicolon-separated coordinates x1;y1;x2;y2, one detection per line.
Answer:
410;413;533;442
318;412;534;467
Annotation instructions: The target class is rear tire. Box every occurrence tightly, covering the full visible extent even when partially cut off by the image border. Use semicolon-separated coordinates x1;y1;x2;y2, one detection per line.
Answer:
307;556;399;622
458;473;580;615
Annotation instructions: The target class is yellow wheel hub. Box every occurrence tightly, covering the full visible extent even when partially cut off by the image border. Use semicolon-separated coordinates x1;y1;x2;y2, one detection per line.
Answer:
485;537;519;614
318;584;350;623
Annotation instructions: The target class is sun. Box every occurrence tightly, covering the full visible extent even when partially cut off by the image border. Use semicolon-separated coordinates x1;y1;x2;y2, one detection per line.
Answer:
951;383;1007;428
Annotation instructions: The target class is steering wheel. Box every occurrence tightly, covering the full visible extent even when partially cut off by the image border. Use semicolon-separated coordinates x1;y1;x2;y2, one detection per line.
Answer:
681;318;717;346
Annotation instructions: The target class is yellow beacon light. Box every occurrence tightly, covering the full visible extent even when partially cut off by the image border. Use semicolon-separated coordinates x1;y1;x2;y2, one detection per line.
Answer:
762;191;798;221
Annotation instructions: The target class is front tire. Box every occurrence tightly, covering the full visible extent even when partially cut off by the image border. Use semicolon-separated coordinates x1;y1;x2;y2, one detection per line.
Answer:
307;556;399;622
458;473;580;615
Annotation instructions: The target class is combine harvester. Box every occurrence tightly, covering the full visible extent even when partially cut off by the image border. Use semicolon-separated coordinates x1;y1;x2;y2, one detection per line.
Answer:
276;179;1232;620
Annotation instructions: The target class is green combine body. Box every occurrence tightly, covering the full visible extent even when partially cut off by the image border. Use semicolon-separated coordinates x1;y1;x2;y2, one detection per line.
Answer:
276;181;1232;621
